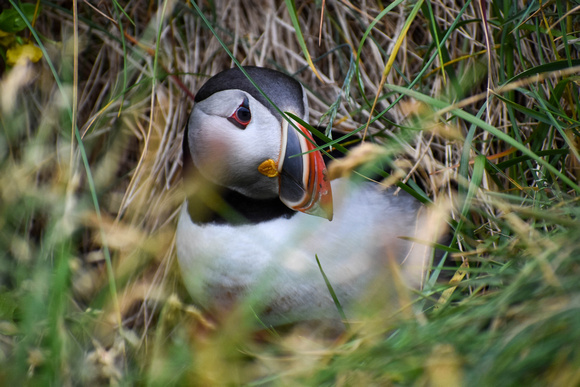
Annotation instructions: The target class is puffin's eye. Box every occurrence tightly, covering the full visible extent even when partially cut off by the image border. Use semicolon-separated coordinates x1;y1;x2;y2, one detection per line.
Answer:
228;96;251;129
235;106;251;123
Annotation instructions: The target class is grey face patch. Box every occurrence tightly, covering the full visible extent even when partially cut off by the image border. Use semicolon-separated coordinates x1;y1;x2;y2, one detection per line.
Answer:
188;90;283;200
194;66;306;123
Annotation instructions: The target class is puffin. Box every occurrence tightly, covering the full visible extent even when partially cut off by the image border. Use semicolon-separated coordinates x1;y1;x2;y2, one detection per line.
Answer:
176;66;431;327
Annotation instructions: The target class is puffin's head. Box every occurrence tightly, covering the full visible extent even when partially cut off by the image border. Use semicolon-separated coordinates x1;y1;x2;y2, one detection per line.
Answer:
185;66;333;220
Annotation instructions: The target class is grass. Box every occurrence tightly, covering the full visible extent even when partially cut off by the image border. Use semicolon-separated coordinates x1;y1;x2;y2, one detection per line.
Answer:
1;0;580;385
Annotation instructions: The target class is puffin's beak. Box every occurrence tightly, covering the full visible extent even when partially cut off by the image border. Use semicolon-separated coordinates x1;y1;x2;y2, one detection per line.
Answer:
277;120;333;220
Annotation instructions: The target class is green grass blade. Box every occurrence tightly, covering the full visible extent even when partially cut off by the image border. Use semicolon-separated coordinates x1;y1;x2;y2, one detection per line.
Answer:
315;255;350;330
284;0;323;81
385;83;580;193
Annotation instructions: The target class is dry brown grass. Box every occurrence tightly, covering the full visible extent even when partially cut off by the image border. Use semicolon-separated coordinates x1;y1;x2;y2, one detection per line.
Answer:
1;0;579;384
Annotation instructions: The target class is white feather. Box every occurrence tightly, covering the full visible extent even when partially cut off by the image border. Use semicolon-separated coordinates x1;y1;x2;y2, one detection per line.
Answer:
176;178;429;325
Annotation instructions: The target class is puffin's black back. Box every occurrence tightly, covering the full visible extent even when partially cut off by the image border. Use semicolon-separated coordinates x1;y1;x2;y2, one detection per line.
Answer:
194;66;306;122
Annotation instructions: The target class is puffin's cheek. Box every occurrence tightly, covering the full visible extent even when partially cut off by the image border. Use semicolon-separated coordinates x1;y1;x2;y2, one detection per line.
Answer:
195;133;233;180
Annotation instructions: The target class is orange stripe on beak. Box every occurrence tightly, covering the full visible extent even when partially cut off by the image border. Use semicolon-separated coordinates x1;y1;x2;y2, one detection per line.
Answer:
278;121;333;220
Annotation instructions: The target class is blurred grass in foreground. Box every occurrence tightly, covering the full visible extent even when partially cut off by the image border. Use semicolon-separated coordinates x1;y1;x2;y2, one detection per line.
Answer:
1;0;580;385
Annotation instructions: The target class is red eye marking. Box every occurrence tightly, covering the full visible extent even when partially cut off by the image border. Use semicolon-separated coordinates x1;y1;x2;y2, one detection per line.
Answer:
228;96;251;129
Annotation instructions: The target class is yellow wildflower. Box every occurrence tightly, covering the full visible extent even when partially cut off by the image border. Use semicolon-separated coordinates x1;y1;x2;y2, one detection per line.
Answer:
6;42;42;66
0;30;15;47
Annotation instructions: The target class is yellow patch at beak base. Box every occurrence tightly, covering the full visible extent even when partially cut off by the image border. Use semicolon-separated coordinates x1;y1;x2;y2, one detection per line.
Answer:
258;159;279;178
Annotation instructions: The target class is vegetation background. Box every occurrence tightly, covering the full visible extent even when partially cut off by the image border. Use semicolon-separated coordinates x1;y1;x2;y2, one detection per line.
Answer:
1;0;579;385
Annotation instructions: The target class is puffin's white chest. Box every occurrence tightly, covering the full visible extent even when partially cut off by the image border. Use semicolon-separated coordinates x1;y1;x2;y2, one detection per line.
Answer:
176;180;427;324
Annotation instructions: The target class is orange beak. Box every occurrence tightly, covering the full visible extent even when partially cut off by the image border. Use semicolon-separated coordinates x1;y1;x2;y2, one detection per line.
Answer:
278;120;333;220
